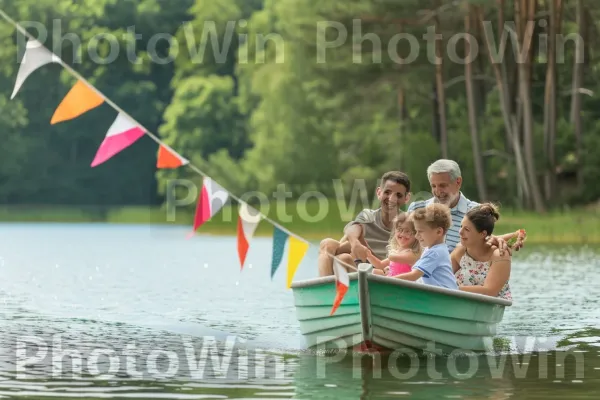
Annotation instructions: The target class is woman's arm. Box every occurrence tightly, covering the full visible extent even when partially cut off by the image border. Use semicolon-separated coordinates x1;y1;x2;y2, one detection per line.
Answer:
450;244;466;274
459;250;511;297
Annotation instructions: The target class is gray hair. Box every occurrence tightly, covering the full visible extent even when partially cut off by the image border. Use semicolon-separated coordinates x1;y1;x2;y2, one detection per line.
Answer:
427;159;462;181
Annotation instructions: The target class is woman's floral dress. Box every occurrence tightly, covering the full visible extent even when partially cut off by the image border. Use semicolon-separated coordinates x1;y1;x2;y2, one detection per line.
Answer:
455;253;512;301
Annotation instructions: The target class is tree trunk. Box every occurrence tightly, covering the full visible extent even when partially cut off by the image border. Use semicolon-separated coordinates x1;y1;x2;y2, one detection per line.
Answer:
526;0;537;87
543;0;560;202
474;11;487;119
398;88;407;170
512;0;524;152
505;1;530;207
497;0;504;35
432;81;440;143
434;13;448;159
515;0;523;40
496;0;512;153
465;8;487;202
517;5;546;213
570;0;585;191
478;7;531;207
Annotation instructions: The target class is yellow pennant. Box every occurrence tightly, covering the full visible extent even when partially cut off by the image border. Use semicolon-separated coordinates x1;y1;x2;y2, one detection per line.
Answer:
287;236;309;288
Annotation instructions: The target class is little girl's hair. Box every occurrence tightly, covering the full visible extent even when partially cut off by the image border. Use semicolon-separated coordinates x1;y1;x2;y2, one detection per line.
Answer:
387;212;421;255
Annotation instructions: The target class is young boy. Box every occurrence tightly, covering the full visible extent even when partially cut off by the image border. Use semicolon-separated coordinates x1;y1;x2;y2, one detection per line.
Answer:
391;203;458;290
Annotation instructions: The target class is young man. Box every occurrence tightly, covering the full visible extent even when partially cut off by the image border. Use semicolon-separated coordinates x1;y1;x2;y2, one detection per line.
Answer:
392;203;458;290
317;171;412;276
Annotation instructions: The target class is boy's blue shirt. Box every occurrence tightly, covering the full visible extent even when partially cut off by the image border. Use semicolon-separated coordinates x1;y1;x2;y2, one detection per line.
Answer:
412;243;458;290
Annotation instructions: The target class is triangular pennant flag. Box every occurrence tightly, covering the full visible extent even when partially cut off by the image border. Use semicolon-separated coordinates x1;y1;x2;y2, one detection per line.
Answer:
12;39;61;99
91;113;145;167
286;236;309;288
157;144;188;168
51;80;104;124
330;259;349;315
270;226;288;278
188;177;229;237
237;202;261;270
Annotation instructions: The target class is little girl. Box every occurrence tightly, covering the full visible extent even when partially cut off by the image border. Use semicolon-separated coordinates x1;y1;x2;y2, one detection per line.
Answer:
367;212;422;276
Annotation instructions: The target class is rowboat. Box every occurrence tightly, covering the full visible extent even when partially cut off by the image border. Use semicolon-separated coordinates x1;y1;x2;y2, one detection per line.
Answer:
290;263;512;353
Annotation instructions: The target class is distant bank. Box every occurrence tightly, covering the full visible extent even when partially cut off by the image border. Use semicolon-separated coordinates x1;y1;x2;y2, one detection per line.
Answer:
0;200;598;244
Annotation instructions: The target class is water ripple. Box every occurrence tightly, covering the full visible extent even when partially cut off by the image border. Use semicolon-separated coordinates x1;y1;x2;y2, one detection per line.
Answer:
1;225;599;399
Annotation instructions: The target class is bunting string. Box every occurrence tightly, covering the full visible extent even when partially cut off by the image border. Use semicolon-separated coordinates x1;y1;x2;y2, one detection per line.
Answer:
0;7;359;290
0;8;307;242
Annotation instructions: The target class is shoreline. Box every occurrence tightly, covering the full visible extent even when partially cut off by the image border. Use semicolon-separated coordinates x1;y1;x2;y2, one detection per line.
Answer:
1;204;599;245
4;221;598;245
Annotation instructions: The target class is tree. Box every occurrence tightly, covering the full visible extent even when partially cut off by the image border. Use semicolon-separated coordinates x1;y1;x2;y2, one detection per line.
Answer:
465;5;488;202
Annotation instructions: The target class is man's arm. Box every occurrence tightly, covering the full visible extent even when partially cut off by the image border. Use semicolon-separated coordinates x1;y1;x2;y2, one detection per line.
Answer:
487;229;526;254
344;223;362;244
496;231;518;243
343;211;371;261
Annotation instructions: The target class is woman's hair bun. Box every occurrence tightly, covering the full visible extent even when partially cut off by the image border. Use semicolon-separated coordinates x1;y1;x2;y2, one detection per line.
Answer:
479;203;500;221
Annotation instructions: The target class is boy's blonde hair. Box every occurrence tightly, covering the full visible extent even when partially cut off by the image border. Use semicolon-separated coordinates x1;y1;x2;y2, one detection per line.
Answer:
387;212;422;255
411;203;452;233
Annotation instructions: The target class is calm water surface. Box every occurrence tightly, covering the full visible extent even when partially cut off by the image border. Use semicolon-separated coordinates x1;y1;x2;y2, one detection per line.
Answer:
1;223;600;399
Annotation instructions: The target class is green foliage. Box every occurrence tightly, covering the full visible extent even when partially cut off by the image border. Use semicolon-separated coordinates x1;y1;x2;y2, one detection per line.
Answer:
0;0;598;213
160;74;246;159
0;0;195;205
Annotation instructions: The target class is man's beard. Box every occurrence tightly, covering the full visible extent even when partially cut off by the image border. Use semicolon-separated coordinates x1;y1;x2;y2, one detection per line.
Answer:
435;193;458;206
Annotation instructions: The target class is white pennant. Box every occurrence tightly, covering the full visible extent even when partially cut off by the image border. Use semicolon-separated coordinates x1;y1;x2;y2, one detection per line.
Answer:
334;260;349;288
12;39;61;99
239;202;260;241
204;177;229;217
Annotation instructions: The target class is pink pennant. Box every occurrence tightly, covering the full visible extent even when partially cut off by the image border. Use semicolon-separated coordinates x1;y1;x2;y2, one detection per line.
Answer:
187;177;229;238
91;113;145;167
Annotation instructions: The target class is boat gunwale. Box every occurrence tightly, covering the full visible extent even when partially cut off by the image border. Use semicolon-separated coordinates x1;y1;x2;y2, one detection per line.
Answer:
291;273;359;288
367;274;512;306
291;273;512;307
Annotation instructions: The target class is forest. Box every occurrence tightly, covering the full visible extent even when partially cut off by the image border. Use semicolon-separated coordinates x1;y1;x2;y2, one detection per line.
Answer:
0;0;598;215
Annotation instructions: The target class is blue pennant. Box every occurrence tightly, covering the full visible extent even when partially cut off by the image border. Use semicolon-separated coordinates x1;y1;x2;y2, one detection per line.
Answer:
270;226;289;279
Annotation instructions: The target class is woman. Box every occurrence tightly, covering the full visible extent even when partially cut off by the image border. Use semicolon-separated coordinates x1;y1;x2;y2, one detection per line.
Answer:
451;203;516;300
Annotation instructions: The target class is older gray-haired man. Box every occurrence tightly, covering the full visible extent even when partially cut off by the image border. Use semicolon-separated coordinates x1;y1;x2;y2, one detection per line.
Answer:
408;159;524;254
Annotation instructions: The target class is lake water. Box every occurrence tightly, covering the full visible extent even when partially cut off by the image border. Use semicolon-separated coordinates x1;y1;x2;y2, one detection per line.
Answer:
1;223;600;399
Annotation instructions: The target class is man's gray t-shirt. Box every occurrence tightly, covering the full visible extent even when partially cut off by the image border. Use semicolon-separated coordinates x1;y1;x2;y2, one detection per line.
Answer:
344;208;391;259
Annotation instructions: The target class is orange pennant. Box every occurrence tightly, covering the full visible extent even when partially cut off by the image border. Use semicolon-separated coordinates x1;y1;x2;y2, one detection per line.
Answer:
157;144;188;168
330;260;349;315
51;80;104;124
